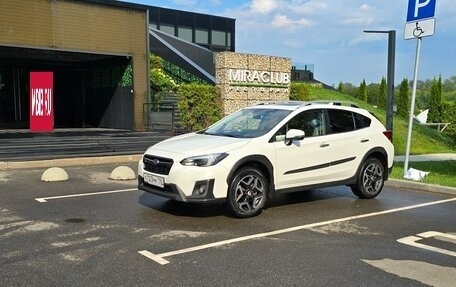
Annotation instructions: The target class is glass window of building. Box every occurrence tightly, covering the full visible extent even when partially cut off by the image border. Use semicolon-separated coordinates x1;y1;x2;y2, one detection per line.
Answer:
160;23;175;36
227;32;231;47
178;26;193;42
195;29;209;44
211;30;226;46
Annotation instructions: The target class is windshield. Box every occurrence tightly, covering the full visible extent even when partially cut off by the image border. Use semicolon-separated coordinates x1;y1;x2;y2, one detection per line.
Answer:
203;108;291;138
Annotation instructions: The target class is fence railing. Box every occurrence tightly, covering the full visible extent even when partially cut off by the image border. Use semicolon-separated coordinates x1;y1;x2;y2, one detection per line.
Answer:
143;102;176;133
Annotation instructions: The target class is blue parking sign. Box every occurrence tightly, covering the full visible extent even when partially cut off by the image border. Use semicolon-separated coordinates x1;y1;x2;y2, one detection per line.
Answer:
407;0;436;22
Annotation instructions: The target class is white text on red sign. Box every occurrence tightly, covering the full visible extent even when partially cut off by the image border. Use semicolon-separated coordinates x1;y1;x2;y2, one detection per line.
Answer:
31;88;52;116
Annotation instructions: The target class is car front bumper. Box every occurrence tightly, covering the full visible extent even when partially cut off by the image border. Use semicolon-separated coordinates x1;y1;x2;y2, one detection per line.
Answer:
138;176;224;203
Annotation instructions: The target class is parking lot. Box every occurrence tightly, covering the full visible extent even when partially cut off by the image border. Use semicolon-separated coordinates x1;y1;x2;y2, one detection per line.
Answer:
1;163;455;286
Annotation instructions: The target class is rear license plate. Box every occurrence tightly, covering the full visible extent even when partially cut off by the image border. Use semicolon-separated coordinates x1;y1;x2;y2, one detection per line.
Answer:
143;172;164;188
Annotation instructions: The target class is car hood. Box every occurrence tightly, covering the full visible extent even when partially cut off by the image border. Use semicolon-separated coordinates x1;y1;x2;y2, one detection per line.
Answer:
146;133;250;156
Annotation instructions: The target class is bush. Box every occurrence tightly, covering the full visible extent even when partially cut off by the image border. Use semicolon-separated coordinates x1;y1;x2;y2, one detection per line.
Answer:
177;84;222;131
290;82;310;101
149;54;178;102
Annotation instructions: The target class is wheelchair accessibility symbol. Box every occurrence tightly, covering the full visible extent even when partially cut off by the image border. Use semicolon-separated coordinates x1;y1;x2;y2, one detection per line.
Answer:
404;18;435;40
413;22;425;38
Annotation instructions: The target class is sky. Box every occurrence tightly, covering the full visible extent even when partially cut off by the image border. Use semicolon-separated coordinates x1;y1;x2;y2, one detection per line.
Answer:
123;0;455;87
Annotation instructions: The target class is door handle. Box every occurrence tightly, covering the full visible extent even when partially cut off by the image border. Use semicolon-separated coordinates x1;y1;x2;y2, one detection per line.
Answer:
320;143;330;148
361;139;369;143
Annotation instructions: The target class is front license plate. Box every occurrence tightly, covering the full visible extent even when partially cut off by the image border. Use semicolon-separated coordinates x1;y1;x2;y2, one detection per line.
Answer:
143;172;164;188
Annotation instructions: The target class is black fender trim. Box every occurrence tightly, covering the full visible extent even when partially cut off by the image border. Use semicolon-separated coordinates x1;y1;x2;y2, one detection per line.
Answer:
356;146;390;181
226;155;275;198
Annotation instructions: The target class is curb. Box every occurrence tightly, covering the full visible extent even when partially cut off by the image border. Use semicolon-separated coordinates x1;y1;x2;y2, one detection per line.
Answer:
0;154;142;171
385;179;456;196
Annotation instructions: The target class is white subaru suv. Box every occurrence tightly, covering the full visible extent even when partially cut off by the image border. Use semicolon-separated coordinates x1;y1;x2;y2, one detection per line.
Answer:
138;101;394;217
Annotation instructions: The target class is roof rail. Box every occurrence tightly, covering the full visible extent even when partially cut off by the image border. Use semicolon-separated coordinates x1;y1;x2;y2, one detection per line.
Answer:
255;101;306;106
308;100;360;108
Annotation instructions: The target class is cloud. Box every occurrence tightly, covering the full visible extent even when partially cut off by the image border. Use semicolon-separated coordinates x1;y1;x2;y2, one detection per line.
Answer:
271;14;313;30
359;3;372;11
340;3;378;26
347;33;380;46
342;16;375;26
287;0;328;14
249;0;280;14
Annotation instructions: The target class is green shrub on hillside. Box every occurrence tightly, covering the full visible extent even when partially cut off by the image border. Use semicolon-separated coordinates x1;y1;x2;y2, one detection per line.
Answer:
177;84;222;132
290;83;310;101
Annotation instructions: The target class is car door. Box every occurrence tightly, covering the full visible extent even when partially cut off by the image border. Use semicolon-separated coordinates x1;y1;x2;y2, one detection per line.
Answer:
324;108;365;180
272;108;336;190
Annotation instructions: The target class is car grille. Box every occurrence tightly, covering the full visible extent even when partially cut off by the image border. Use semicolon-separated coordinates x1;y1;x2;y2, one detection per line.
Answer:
143;155;173;175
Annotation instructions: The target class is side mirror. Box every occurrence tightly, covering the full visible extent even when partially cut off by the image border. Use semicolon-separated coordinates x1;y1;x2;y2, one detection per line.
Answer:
285;129;305;146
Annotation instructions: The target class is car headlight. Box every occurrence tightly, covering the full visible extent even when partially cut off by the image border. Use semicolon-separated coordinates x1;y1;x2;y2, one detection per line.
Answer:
180;153;229;167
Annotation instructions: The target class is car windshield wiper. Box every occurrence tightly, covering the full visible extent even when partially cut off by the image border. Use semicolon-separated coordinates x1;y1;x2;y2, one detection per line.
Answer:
218;133;237;138
203;131;238;138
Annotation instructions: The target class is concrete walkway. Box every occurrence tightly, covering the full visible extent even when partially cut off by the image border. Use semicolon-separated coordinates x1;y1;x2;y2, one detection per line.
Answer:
394;153;456;162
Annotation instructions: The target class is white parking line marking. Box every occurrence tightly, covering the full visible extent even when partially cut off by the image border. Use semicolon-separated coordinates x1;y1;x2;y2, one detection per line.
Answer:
139;197;456;265
35;188;138;203
138;250;170;265
397;231;456;257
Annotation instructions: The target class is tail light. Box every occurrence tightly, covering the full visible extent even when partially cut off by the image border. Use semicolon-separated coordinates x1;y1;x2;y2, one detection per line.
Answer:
383;130;393;141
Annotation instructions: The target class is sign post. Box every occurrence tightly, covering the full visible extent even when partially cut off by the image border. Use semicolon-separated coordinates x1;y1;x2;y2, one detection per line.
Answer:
403;0;436;176
30;72;54;132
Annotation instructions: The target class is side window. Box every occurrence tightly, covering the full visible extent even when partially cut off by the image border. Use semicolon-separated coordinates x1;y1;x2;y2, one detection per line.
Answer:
272;109;325;141
328;109;355;134
354;112;371;130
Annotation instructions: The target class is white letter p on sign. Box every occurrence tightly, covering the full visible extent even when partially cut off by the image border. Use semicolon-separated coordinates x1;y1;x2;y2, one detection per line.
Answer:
415;0;431;18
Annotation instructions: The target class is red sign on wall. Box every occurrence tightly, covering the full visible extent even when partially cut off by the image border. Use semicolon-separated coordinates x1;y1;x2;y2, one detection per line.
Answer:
30;72;54;132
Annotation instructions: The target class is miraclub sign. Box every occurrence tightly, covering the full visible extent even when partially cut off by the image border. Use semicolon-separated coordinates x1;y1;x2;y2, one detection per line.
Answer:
30;72;54;132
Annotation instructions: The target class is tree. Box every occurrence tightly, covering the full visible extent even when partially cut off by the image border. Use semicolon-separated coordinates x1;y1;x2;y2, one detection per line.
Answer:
367;83;379;105
358;79;367;102
397;78;409;117
340;82;357;98
337;82;344;93
428;75;443;123
378;77;387;108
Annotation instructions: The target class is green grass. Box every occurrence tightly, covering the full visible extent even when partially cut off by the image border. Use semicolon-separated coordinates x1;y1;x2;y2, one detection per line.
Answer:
307;86;456;155
391;161;456;188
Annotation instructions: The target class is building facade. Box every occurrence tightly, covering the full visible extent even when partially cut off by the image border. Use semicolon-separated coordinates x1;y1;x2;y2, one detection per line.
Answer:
0;0;236;131
0;0;150;130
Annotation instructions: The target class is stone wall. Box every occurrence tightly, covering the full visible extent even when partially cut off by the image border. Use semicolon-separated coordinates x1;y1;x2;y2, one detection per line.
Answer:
215;52;291;115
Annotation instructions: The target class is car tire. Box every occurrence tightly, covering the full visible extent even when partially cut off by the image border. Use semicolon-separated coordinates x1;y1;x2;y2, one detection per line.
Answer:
351;158;385;199
227;167;268;218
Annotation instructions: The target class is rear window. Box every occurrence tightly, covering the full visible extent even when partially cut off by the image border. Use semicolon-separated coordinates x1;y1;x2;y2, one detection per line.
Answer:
327;109;355;133
354;112;371;129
